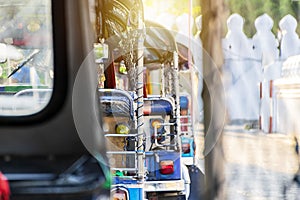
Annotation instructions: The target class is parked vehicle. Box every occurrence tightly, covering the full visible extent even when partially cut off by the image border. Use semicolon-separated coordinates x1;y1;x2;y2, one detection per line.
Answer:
97;6;196;197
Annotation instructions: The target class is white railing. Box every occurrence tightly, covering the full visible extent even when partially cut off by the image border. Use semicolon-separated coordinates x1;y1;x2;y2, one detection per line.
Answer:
154;12;300;133
221;13;300;133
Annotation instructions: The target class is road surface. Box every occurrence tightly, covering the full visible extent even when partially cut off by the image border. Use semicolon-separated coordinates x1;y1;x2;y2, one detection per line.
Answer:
193;125;299;200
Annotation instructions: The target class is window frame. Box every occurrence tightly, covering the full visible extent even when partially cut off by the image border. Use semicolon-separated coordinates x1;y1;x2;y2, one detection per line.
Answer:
0;0;68;125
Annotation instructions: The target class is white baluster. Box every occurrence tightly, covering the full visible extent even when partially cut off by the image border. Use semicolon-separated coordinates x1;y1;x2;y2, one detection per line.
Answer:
253;13;279;66
222;13;258;122
253;14;280;133
279;14;300;60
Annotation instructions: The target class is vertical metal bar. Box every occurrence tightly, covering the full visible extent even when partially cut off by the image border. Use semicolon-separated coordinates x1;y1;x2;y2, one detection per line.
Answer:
161;63;165;97
269;80;273;133
173;51;181;151
136;9;145;187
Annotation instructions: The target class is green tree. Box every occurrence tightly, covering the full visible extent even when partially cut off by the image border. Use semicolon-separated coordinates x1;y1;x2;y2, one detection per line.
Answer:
225;0;300;36
226;0;265;36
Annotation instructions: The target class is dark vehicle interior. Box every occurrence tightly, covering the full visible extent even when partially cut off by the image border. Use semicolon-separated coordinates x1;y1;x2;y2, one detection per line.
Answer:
0;1;109;199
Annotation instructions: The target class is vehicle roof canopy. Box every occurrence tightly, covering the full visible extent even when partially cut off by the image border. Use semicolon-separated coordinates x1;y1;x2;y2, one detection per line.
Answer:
144;20;178;65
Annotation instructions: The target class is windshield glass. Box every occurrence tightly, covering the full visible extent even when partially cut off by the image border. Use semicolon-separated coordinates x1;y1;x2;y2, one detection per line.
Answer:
0;0;53;116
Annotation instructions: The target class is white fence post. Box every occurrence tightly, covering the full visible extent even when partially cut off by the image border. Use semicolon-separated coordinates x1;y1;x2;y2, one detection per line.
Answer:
279;14;300;60
252;13;279;133
222;13;260;123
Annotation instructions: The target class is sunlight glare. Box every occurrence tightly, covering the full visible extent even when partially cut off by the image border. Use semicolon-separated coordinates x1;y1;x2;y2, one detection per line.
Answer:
143;0;192;30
